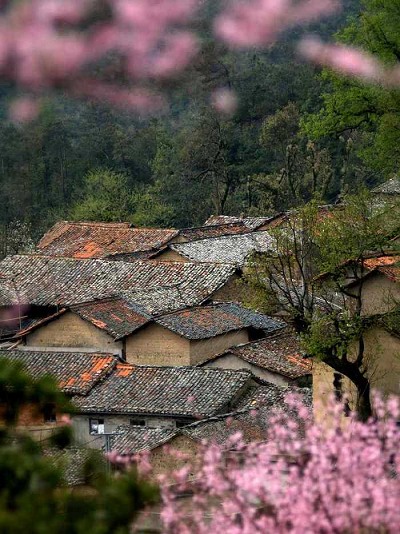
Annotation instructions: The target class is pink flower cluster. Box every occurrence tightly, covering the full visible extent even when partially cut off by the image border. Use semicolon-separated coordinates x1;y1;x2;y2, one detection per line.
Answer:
215;0;340;47
0;0;399;119
158;394;400;533
298;37;400;86
0;0;199;119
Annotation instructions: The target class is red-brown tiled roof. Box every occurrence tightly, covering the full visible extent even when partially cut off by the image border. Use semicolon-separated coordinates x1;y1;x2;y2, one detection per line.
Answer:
37;221;178;259
203;332;312;379
364;255;400;282
0;349;116;395
177;222;250;242
71;299;151;339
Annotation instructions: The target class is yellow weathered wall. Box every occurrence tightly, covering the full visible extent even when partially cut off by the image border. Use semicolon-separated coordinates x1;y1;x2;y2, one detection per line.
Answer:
126;323;191;365
313;327;400;422
150;434;199;478
154;249;190;262
204;353;290;386
25;312;122;353
189;330;249;365
359;274;400;316
349;327;400;395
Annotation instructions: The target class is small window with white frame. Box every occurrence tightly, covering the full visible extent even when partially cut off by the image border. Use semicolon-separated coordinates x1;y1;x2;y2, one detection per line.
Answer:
89;418;105;435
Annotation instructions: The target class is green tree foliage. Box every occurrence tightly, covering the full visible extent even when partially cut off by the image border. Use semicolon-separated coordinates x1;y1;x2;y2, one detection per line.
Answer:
0;359;157;534
244;191;400;419
70;169;134;222
303;0;400;177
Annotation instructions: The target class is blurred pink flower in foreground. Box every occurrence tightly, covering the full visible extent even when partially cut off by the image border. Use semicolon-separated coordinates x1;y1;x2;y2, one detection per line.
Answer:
0;0;399;117
211;88;238;116
155;394;400;533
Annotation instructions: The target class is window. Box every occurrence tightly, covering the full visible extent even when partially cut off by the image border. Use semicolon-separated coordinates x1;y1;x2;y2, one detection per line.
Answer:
43;403;56;423
89;418;105;435
130;418;146;427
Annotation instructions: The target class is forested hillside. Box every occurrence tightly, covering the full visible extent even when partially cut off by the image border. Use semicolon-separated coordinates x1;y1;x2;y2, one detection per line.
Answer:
0;0;397;247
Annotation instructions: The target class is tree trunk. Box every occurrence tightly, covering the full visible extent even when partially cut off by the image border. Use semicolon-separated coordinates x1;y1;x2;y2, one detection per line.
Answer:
355;379;372;422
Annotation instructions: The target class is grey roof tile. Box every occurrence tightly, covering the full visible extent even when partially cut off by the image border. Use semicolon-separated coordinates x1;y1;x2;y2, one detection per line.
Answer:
73;364;252;418
0;255;236;308
155;302;286;340
169;231;275;266
204;332;312;379
0;349;116;395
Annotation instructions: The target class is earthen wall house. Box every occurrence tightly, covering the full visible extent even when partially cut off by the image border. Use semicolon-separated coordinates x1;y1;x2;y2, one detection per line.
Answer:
25;311;124;355
313;255;400;421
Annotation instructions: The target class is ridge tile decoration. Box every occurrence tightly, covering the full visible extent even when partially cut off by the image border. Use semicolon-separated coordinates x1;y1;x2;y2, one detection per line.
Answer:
155;302;286;340
0;256;237;308
0;350;116;395
73;365;253;418
37;221;179;259
168;231;276;265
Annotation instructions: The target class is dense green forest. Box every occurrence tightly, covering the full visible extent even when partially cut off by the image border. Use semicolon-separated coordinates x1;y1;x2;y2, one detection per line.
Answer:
0;0;398;247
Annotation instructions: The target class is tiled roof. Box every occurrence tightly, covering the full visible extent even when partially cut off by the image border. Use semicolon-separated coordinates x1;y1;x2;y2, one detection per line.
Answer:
169;231;276;266
0;256;236;307
71;299;151;340
205;332;312;379
372;177;400;195
109;426;177;454
236;383;312;411
37;221;178;259
155;302;285;340
364;255;400;282
108;384;312;453
204;215;273;230
177;222;250;242
0;350;116;395
45;447;105;486
73;364;252;417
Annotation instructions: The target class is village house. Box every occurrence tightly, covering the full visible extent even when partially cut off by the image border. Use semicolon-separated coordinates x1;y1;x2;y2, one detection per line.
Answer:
19;300;285;366
107;382;312;478
0;255;241;325
154;231;276;266
36;221;179;260
0;349;116;441
201;330;312;387
71;364;257;447
125;302;285;366
313;253;400;418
